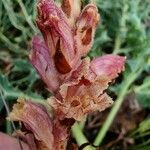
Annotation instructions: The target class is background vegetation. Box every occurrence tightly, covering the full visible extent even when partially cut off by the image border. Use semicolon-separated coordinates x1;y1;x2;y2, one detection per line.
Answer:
0;0;150;149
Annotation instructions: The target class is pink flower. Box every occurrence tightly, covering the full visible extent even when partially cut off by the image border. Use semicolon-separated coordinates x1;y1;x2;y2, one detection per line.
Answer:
8;99;72;150
6;1;126;150
0;132;30;150
30;0;126;120
30;0;100;92
36;0;76;73
48;55;125;121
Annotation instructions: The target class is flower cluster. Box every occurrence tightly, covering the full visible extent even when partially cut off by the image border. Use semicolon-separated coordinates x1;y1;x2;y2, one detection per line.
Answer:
30;0;125;121
8;0;125;149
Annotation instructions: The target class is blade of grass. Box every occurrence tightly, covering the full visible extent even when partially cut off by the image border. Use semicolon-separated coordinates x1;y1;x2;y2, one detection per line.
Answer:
131;139;150;149
0;87;17;131
0;32;28;55
132;131;150;139
2;0;25;31
113;0;128;54
17;0;38;33
6;120;12;135
0;0;2;24
33;0;37;20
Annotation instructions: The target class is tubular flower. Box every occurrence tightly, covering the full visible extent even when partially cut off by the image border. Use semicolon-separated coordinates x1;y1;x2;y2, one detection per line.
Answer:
75;3;100;56
36;0;76;73
30;36;60;93
8;99;72;150
7;0;126;150
30;0;99;92
48;55;125;121
30;0;126;120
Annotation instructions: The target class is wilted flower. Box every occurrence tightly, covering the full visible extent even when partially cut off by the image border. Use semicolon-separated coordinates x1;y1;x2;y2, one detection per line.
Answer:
49;55;125;121
7;0;126;150
30;0;125;120
30;0;100;93
8;99;72;150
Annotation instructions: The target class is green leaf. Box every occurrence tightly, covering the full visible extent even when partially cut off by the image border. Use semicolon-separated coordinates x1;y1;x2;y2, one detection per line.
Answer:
138;119;150;133
0;75;22;97
134;77;150;107
13;59;33;72
0;74;43;102
0;96;4;112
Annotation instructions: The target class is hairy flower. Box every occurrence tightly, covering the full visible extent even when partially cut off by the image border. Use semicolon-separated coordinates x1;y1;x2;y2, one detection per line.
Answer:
48;55;125;121
8;99;72;150
36;0;76;74
30;36;60;93
75;3;100;56
30;0;99;87
7;0;126;149
30;0;126;120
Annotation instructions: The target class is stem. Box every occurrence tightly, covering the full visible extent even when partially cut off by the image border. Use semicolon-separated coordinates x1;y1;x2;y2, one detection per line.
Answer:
0;32;28;55
72;122;95;150
6;120;12;135
113;35;121;54
79;116;87;129
133;131;150;139
17;0;38;33
132;139;150;148
135;81;150;92
113;0;128;54
93;69;142;146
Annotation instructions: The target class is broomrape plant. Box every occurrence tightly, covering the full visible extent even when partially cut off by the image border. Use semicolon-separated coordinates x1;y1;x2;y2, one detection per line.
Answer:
1;0;126;149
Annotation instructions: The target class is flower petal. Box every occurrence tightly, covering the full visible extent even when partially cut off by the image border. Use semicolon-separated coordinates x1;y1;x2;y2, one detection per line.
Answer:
61;0;82;27
75;3;100;56
90;54;126;80
52;118;74;150
37;0;76;73
30;36;60;93
0;132;30;150
8;99;54;150
48;58;114;121
49;89;113;121
12;131;37;150
8;99;72;150
49;55;125;120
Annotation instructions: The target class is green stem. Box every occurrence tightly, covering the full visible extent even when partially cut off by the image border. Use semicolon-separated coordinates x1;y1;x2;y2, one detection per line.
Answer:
17;0;38;33
132;139;150;149
72;122;95;150
0;32;28;55
133;131;150;139
79;116;87;130
113;35;121;55
2;0;25;31
113;0;128;54
93;69;142;146
135;81;150;92
6;120;12;135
